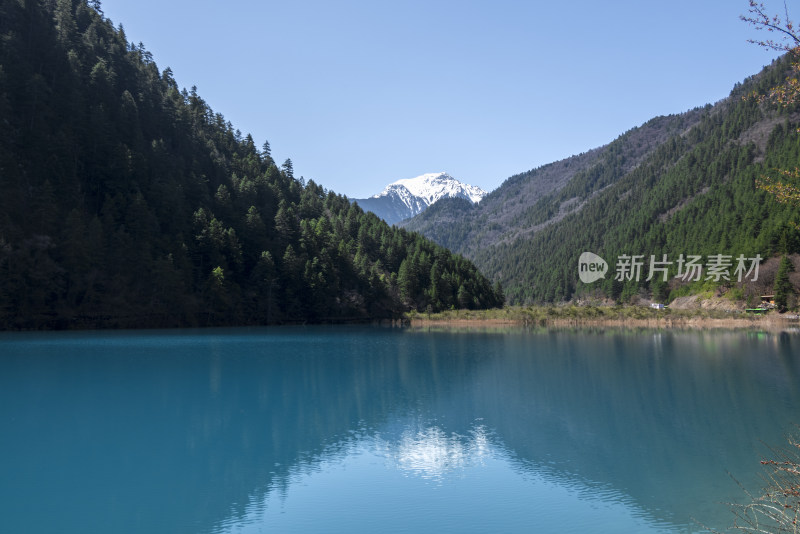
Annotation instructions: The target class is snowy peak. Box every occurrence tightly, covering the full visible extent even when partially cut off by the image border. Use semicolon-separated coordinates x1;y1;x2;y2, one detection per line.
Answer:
374;172;486;206
356;172;486;225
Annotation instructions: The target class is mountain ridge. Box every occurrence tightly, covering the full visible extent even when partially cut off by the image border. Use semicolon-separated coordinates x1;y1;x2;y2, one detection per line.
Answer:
402;58;800;304
354;172;486;225
402;110;706;258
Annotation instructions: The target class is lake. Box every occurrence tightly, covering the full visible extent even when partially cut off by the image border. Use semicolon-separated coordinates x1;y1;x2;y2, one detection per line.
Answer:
1;326;798;533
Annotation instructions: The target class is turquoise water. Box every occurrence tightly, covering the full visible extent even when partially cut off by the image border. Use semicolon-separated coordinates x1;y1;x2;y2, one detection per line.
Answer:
1;326;798;533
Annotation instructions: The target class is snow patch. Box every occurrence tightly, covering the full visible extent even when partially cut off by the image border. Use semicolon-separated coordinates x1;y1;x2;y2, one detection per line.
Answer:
370;172;486;210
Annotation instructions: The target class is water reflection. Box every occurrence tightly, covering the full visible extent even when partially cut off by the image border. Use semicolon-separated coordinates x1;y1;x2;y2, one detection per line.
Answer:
0;327;798;533
377;424;491;481
221;420;671;534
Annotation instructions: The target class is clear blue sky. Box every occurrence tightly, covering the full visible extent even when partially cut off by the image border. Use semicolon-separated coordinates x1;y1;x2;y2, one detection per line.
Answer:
99;0;784;198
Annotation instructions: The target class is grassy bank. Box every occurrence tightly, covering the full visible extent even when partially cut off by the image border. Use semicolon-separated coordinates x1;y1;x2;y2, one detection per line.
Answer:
405;305;799;330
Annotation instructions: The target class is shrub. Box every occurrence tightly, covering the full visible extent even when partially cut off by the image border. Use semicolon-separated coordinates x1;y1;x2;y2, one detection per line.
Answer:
727;428;800;533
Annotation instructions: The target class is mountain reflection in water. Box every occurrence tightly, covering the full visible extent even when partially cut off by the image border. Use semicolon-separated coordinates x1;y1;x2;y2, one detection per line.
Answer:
0;327;798;533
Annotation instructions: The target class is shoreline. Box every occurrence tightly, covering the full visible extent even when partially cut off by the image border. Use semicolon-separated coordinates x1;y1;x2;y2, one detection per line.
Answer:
404;307;800;331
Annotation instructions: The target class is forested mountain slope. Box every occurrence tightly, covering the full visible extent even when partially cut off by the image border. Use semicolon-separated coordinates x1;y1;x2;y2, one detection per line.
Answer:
402;111;704;257
0;0;502;329
404;57;800;304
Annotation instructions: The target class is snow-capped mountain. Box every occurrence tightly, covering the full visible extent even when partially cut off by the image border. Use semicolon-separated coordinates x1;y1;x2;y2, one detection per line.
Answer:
354;172;487;225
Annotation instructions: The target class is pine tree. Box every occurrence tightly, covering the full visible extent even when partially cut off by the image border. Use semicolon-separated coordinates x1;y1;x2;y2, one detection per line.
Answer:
281;158;294;180
261;140;272;164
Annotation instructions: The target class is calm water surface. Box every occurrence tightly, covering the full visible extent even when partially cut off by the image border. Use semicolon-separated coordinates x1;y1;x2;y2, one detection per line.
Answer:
1;326;799;533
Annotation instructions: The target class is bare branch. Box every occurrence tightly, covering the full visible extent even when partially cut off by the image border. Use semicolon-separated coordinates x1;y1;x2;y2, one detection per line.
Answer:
741;0;800;49
726;426;800;533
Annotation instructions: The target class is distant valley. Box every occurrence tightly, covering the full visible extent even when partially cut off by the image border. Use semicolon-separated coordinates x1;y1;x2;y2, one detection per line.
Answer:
2;0;799;326
402;59;800;305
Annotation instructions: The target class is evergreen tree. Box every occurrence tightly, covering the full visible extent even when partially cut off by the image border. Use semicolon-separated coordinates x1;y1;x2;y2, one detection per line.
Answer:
282;158;294;180
261;140;272;164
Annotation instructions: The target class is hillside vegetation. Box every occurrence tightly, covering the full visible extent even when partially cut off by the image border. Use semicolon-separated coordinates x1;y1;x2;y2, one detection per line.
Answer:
0;0;502;329
404;57;800;305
